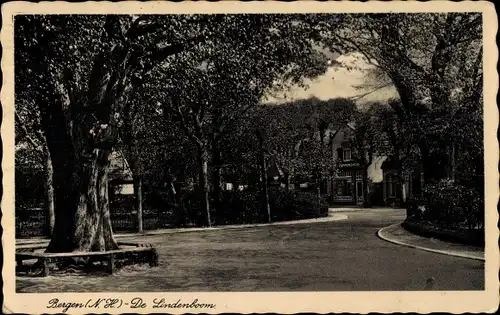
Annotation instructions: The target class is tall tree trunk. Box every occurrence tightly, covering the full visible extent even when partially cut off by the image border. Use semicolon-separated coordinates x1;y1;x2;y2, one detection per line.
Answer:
329;170;335;203
211;143;222;209
316;169;322;196
261;159;271;223
43;145;55;236
256;130;271;222
284;171;291;192
132;174;143;233
123;128;145;233
197;145;212;227
128;148;144;233
259;142;271;223
450;142;456;182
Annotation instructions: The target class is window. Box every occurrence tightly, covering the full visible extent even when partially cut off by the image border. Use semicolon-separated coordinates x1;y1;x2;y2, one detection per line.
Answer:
335;179;352;196
343;149;351;161
336;170;352;178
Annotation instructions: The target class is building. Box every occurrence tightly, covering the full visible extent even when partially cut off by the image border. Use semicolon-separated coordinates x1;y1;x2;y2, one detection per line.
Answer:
108;150;134;195
328;123;415;207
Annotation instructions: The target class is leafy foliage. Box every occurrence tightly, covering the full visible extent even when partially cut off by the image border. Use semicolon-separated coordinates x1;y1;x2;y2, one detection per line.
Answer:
407;179;484;230
318;13;483;186
15;145;46;210
15;13;484;236
250;97;356;185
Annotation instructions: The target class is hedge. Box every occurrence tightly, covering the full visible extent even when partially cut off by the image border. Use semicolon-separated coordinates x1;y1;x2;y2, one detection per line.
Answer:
406;180;484;230
176;188;329;226
405;179;484;245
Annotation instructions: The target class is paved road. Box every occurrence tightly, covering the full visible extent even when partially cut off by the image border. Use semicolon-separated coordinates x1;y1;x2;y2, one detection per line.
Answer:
16;209;484;292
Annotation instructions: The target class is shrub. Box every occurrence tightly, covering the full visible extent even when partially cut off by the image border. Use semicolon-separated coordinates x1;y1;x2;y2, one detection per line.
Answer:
137;188;329;227
216;190;262;225
407;179;484;230
269;188;328;222
213;188;328;225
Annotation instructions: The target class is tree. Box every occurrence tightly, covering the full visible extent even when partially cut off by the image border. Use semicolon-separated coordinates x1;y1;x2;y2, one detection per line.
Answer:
15;101;55;235
369;99;421;203
155;14;331;226
259;98;356;193
317;13;483;185
348;108;389;208
217;112;261;192
256;129;271;223
15;15;212;252
118;86;153;233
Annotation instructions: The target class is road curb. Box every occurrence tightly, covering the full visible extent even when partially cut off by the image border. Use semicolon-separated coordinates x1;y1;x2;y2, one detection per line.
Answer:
377;223;485;261
120;213;349;237
17;214;349;246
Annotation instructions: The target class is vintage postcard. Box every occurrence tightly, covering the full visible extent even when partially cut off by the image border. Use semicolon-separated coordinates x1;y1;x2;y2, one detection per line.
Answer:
2;1;499;314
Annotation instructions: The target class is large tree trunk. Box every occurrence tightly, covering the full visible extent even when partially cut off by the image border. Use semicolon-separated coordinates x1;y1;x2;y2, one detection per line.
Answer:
197;146;212;227
43;145;55;236
36;15;195;253
46;145;118;253
42;96;122;253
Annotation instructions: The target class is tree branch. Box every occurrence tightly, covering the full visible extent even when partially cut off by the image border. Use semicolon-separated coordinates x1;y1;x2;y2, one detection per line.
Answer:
171;97;203;146
348;83;393;101
140;35;209;77
15;112;44;153
333;33;384;70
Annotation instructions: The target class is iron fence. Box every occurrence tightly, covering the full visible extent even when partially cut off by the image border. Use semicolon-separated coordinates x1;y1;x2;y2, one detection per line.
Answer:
15;207;200;239
16;208;50;238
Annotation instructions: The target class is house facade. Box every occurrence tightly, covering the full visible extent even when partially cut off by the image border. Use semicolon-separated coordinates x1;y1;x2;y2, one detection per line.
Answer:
327;123;415;207
108;150;134;195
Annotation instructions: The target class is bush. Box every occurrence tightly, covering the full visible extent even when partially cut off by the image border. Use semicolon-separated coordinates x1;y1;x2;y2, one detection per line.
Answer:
136;188;329;227
407;179;483;230
215;190;262;225
212;188;328;225
269;189;328;222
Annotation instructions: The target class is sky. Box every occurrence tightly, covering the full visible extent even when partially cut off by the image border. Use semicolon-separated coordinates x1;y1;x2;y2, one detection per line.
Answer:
263;52;399;106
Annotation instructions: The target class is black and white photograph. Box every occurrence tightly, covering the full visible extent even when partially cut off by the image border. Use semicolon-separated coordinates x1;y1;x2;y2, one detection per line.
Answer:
2;1;499;314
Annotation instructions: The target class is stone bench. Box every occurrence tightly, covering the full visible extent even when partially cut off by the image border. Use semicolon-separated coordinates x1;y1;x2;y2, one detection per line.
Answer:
16;242;158;276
